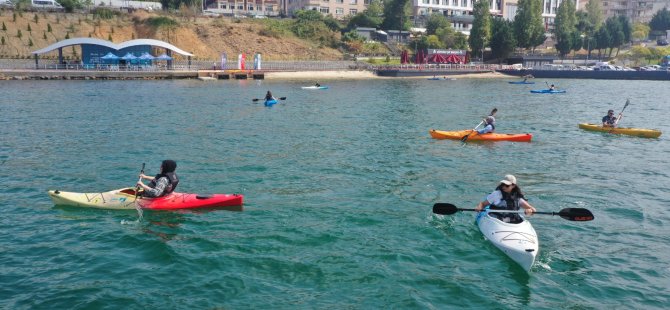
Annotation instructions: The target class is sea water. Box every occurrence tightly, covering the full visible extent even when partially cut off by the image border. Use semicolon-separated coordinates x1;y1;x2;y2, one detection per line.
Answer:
1;78;668;309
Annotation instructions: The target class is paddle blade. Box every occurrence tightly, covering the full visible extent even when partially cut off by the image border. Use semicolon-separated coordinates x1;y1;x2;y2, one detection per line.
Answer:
252;98;260;102
432;203;459;215
557;208;594;221
279;97;287;100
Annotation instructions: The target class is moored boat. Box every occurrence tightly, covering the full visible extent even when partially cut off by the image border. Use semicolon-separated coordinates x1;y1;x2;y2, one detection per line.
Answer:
48;188;244;210
429;129;532;142
301;86;329;90
508;81;535;84
578;123;662;138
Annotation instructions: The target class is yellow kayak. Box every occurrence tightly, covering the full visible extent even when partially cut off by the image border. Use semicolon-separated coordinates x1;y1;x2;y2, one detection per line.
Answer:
578;123;662;138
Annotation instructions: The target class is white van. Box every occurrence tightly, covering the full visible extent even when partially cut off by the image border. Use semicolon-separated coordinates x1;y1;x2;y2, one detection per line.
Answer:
31;0;64;9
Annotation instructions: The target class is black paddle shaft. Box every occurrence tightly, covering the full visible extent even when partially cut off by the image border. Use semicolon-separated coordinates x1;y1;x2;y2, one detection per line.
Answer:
432;203;594;221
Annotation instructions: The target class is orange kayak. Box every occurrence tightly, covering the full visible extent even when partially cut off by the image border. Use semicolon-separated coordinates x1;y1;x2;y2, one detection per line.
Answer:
429;129;533;142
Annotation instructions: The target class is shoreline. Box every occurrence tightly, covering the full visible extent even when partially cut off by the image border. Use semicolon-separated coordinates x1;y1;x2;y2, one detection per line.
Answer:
0;69;512;80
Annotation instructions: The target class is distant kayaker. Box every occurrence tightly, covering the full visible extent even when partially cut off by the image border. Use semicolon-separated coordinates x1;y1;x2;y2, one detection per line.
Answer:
137;160;179;198
265;90;276;101
476;116;496;134
549;84;556;90
602;109;620;127
315;82;321;87
475;175;536;223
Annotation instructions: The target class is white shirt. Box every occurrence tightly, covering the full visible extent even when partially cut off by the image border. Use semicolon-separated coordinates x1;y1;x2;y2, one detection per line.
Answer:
486;190;527;209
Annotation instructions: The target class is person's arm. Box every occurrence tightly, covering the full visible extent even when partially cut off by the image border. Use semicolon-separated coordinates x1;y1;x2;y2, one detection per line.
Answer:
139;173;154;181
475;192;499;211
137;177;169;197
520;199;536;215
614;114;623;127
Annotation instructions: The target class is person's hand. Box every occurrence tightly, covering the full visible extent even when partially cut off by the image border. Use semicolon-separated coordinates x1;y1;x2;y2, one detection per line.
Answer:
136;181;143;188
475;205;483;212
139;173;147;179
524;207;536;215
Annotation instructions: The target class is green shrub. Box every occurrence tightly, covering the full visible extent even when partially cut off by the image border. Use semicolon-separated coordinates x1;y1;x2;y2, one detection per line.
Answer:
47;24;52;32
17;29;22;38
144;16;178;28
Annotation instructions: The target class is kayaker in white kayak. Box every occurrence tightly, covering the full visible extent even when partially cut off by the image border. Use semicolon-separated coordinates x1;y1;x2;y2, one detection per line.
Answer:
475;175;536;223
315;82;321;87
476;116;496;134
602;109;620;127
137;160;179;198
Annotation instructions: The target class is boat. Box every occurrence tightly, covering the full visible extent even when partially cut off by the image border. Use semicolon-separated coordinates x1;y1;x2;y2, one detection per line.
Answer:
301;86;329;90
578;123;662;138
48;188;244;210
429;129;532;142
508;81;535;84
476;209;539;272
530;89;566;93
264;99;278;106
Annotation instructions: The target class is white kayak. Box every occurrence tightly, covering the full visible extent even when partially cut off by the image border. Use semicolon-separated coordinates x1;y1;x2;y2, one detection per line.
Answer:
301;86;329;90
476;209;539;272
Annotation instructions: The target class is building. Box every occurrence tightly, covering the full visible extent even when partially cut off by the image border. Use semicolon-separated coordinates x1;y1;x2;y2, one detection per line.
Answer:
285;0;371;18
204;0;281;17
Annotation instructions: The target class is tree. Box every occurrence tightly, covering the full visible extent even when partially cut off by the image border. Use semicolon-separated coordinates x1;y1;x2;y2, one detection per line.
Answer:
632;23;650;41
425;34;444;48
649;8;670;32
554;0;577;57
489;18;516;62
585;0;604;31
426;13;450;35
346;0;383;31
381;0;410;31
514;0;545;51
469;0;491;58
594;26;610;57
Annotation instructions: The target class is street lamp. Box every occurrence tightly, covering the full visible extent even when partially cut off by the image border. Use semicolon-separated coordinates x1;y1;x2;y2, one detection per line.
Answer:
581;33;590;65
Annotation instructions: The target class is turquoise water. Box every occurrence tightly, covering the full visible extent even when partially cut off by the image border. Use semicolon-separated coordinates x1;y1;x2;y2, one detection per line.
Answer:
1;78;669;309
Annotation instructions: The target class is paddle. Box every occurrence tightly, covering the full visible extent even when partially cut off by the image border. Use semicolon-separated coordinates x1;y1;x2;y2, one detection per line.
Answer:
461;108;497;143
135;163;145;199
432;203;594;221
134;163;145;220
614;98;629;126
252;97;287;102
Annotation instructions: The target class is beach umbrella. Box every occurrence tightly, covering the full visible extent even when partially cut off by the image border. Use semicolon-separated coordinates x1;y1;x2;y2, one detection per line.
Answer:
121;52;138;60
138;52;155;65
101;52;119;60
155;53;172;61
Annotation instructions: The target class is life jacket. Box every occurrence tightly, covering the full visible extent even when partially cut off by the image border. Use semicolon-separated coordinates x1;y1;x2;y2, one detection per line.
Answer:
149;172;179;196
489;190;524;223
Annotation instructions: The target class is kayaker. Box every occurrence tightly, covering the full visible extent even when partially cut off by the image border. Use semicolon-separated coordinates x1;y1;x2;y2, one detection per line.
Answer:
549;84;556;90
264;91;276;101
475;175;536;223
602;109;620;127
315;82;321;87
476;116;496;134
137;160;179;198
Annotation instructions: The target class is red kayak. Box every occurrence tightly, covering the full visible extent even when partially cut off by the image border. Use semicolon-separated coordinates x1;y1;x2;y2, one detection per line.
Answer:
48;187;244;210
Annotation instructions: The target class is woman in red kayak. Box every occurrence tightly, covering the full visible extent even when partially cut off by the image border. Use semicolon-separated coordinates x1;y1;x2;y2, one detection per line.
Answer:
137;160;179;197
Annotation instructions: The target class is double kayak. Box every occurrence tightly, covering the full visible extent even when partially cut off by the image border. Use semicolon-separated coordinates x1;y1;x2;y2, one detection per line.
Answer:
264;99;278;106
476;209;538;272
301;86;329;90
578;123;662;138
48;188;244;210
508;81;535;84
429;129;533;142
530;89;566;94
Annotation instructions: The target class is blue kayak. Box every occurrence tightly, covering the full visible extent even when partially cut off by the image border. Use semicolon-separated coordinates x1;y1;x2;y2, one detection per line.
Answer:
530;89;566;94
264;99;278;106
509;81;535;84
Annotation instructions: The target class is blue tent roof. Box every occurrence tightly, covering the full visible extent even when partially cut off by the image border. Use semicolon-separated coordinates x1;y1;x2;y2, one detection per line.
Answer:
101;52;119;59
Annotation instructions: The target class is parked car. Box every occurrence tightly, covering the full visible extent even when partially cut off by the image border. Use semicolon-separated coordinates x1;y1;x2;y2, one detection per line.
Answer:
657;39;669;46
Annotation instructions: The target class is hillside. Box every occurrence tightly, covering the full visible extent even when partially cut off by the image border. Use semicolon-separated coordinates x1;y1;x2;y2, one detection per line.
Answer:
0;9;345;61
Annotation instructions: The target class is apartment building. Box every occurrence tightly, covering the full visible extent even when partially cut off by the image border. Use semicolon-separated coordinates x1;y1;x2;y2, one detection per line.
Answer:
285;0;372;18
205;0;282;16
